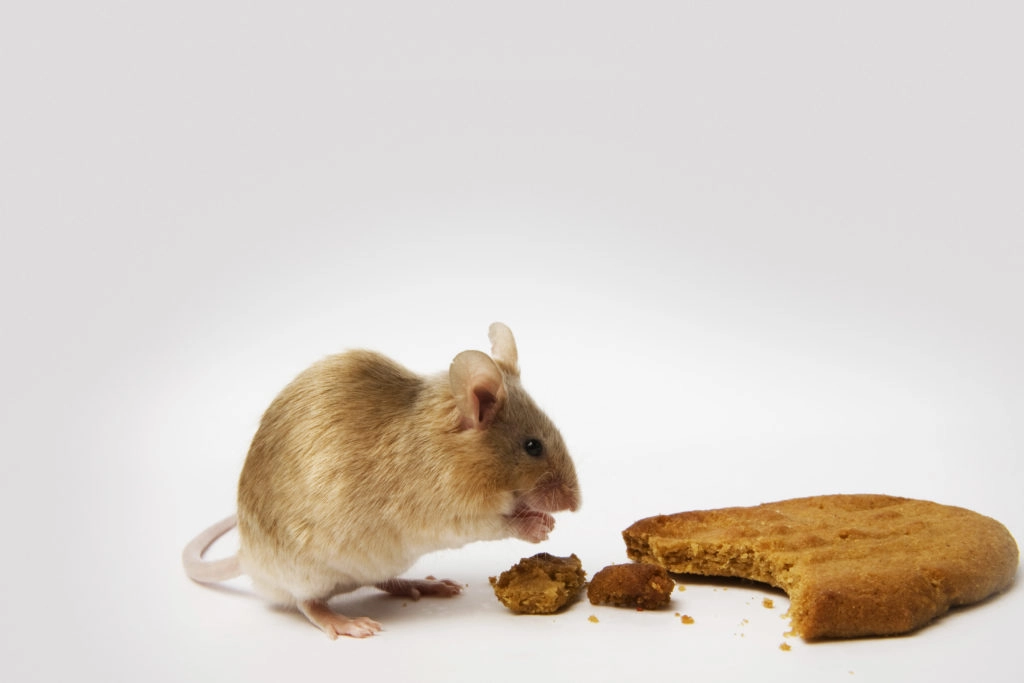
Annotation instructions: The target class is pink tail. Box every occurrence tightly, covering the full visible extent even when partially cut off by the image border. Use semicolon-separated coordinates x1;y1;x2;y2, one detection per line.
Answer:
182;514;243;583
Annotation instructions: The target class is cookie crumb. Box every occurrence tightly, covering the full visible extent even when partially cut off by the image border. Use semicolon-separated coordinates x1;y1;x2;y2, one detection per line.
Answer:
763;598;774;609
490;553;587;614
588;563;674;610
588;615;599;623
681;615;695;624
779;642;791;651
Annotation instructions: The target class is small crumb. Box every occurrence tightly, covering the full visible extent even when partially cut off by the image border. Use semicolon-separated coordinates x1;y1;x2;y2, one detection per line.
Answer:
779;642;791;651
677;585;686;592
588;615;599;623
763;598;774;609
741;618;749;625
681;615;695;624
426;575;436;580
674;612;681;617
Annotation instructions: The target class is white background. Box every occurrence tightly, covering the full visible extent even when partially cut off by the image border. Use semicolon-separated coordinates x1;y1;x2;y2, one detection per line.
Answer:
2;2;1021;682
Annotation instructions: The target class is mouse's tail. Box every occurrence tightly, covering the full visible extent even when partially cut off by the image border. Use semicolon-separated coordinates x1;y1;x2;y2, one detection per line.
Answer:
182;514;243;583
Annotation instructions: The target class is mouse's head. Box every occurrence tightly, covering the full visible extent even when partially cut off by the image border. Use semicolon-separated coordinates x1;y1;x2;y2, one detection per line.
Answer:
449;323;580;542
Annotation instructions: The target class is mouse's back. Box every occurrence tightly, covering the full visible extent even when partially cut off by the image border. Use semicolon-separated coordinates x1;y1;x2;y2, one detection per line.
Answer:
239;350;422;499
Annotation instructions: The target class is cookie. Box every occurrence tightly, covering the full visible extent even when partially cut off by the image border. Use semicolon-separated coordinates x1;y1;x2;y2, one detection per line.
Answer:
623;494;1018;639
587;563;675;609
489;553;587;614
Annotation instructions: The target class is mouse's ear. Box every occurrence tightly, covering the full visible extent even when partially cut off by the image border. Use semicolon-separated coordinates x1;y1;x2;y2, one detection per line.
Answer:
450;350;507;430
488;322;520;377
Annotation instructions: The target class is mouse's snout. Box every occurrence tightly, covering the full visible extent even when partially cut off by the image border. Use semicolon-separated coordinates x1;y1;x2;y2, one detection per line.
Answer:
555;478;581;513
525;475;581;514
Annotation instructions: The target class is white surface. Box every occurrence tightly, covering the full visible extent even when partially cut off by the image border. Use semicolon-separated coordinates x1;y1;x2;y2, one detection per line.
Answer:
2;2;1021;682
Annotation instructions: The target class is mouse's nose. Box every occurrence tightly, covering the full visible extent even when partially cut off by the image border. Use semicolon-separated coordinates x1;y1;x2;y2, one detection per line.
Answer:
532;481;580;513
565;487;581;513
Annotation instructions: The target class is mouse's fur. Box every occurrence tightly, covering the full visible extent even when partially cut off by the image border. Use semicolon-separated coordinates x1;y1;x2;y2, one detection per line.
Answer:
183;323;580;638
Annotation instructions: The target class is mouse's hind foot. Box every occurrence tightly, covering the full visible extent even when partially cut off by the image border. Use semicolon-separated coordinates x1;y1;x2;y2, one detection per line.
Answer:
299;599;382;639
375;576;463;600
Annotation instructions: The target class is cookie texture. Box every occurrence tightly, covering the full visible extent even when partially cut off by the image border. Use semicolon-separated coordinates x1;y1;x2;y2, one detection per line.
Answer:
623;494;1019;639
490;553;587;614
588;563;675;609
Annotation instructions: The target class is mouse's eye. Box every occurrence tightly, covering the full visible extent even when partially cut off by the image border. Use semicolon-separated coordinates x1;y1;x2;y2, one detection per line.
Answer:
523;439;544;457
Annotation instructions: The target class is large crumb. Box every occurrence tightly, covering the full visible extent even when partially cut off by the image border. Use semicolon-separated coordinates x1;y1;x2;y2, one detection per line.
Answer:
489;553;587;614
587;563;675;610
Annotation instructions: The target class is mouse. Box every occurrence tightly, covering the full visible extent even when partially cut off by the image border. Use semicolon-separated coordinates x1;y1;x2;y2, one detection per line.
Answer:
182;322;581;639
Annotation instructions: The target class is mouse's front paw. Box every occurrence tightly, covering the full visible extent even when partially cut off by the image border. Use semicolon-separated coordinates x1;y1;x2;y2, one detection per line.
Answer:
510;510;556;543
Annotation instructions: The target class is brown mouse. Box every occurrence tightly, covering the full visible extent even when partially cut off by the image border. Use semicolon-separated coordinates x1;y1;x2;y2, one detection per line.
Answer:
182;322;581;638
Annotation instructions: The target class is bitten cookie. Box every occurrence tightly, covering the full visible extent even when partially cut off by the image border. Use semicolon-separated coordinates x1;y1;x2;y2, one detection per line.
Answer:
587;563;675;609
490;553;587;614
623;494;1019;639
